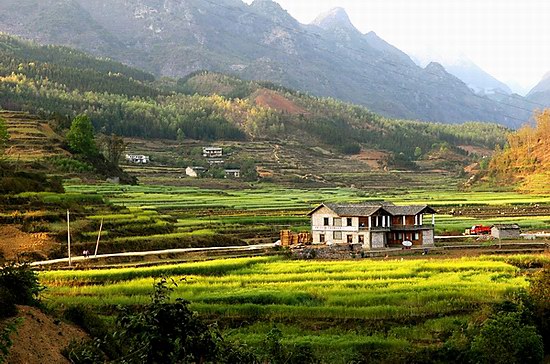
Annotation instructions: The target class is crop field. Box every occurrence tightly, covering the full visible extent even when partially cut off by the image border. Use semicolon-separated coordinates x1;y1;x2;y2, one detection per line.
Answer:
12;183;550;257
41;255;539;363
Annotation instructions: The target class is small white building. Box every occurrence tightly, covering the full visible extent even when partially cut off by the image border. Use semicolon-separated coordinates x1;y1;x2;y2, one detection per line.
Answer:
185;166;207;178
491;224;521;239
202;147;223;158
224;169;241;178
125;154;150;164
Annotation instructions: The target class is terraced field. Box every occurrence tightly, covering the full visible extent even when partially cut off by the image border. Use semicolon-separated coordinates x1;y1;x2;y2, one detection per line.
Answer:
41;255;538;363
1;110;66;161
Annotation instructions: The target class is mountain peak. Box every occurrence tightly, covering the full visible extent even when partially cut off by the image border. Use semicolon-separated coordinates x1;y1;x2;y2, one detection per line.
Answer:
249;0;296;25
312;7;359;34
425;62;448;75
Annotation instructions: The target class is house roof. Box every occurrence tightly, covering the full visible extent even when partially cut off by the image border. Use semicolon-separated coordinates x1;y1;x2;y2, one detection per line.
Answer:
491;224;520;230
384;205;436;216
307;202;435;217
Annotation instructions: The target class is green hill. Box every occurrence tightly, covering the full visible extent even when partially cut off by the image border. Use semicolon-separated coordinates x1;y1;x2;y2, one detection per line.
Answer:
0;35;509;172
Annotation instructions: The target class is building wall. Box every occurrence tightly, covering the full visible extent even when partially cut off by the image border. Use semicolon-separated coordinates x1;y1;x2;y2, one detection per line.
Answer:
491;228;520;239
371;232;386;249
423;229;434;246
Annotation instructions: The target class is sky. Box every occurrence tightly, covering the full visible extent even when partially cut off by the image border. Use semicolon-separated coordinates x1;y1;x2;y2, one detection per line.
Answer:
245;0;550;94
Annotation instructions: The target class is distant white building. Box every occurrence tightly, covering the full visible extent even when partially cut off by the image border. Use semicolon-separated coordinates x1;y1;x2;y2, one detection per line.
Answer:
186;166;207;178
125;154;150;164
202;147;223;158
224;169;241;178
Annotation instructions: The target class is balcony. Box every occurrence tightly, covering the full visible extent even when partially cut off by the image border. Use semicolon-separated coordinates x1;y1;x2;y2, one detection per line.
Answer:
390;224;434;231
358;226;390;232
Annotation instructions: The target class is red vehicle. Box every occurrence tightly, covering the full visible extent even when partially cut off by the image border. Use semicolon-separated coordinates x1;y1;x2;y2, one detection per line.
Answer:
469;225;492;235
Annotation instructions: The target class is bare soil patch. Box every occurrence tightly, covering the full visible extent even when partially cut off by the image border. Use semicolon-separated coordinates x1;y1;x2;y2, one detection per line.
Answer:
6;306;87;364
254;90;307;115
0;225;56;261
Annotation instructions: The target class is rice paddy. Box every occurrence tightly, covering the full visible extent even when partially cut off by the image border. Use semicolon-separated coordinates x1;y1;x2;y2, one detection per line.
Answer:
41;255;535;362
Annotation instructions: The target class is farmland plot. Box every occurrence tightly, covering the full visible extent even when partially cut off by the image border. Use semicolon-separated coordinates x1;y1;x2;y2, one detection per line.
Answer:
42;256;531;362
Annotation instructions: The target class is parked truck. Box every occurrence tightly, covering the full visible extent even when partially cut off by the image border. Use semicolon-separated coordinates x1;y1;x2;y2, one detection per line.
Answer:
465;225;492;235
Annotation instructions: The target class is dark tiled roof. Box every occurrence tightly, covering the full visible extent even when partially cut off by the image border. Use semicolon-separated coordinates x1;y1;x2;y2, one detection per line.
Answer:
308;202;435;217
385;205;436;216
324;203;387;217
491;224;520;230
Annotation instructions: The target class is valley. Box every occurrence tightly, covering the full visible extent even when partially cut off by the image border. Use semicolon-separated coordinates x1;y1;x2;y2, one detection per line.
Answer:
0;15;549;364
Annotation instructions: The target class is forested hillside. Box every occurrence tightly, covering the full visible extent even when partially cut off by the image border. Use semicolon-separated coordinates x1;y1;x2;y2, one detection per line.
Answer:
487;110;550;193
0;35;510;167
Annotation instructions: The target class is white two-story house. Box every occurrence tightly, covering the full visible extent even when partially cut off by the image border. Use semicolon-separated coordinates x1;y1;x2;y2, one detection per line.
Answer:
308;202;436;249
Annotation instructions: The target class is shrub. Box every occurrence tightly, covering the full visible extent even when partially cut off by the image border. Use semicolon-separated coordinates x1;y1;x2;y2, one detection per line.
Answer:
470;312;544;364
49;157;94;173
0;263;43;307
115;278;218;364
62;339;106;364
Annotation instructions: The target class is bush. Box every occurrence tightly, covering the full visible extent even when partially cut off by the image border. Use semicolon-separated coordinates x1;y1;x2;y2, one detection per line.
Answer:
49;157;94;173
0;263;43;307
62;339;106;364
470;312;544;364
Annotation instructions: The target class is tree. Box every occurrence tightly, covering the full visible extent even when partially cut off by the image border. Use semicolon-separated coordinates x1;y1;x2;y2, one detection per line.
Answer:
0;117;9;154
66;115;98;157
98;133;127;167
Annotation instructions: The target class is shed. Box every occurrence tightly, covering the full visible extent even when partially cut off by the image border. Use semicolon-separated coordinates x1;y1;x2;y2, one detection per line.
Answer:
185;166;207;178
491;224;521;239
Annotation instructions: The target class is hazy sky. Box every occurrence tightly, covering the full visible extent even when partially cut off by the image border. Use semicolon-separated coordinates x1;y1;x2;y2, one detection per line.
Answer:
245;0;550;93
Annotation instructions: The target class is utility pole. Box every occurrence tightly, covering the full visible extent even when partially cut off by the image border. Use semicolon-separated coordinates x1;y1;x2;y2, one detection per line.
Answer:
94;218;103;258
67;210;71;267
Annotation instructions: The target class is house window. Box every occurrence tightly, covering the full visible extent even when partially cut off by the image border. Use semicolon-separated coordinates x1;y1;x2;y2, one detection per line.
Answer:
414;232;420;240
358;235;364;244
333;217;342;226
398;233;403;240
347;218;353;227
319;234;325;243
323;217;329;226
347;235;353;244
333;231;342;240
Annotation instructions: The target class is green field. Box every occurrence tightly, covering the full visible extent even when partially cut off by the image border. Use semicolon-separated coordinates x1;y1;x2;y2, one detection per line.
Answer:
12;184;550;257
42;255;539;363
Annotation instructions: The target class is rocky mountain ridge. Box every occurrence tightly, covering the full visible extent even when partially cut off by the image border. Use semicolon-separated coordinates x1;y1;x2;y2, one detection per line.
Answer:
0;0;537;127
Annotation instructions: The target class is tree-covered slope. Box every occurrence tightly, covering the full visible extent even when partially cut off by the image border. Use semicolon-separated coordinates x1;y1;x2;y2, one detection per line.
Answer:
0;35;510;168
486;110;550;193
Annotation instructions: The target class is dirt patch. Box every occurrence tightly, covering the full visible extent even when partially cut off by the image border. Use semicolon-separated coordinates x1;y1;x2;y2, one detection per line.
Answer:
0;225;56;261
254;89;307;115
458;145;494;157
349;149;389;169
6;306;88;364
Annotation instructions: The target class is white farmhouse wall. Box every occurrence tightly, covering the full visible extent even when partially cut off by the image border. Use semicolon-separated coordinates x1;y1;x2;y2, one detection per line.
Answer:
371;232;386;249
423;230;434;246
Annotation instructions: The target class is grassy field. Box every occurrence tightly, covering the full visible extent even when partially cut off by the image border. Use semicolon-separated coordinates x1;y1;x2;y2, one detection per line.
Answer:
41;255;542;363
10;183;549;258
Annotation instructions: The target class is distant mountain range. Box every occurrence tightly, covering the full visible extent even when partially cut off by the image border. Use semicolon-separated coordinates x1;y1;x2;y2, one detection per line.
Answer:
0;0;540;127
526;72;550;107
413;55;513;96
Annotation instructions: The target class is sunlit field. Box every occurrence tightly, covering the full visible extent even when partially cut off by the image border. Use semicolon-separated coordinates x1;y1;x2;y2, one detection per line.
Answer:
41;255;539;362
